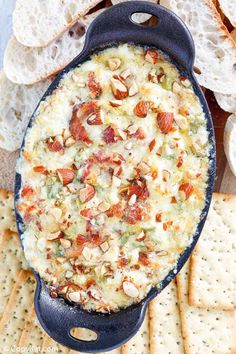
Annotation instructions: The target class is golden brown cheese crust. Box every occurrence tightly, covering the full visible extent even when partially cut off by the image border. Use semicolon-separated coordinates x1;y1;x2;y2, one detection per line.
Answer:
17;44;210;312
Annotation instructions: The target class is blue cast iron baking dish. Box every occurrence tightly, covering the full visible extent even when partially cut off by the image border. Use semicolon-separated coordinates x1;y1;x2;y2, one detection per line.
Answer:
14;1;216;352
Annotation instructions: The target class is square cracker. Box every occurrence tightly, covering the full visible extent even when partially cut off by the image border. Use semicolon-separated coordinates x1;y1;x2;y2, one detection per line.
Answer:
121;311;149;354
41;337;70;354
0;230;28;320
18;305;45;350
177;261;236;354
0;189;17;236
189;193;236;310
149;281;183;354
0;270;36;349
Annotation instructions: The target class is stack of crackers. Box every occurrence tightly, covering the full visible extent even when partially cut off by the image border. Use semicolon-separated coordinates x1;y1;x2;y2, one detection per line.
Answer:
0;189;235;353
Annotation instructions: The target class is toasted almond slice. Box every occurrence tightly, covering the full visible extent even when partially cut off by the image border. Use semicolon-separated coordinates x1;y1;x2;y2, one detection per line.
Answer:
98;201;110;212
57;168;75;186
108;58;121;71
174;114;188;130
100;241;109;253
129;81;139;96
57;257;66;264
50;207;62;221
145;49;158;64
162;169;171;182
120;68;131;80
179;183;193;200
79;184;96;203
47;231;63;241
123;281;139;298
224;113;236;176
134;101;149;118
137;161;151;175
65;136;76;147
148;68;158;83
68;291;81;303
111;77;128;100
82;246;92;261
110;99;122;107
60;238;71;249
112;176;121;187
65;270;73;278
125;141;133;150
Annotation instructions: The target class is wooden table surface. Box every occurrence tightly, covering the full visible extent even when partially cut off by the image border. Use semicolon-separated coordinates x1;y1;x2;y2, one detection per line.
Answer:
0;0;235;195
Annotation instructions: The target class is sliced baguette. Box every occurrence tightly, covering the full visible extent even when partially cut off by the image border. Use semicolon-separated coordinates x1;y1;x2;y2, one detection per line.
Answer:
0;71;51;151
224;113;236;176
214;91;236;113
160;0;236;94
13;0;102;47
111;0;156;23
4;10;102;85
218;0;236;27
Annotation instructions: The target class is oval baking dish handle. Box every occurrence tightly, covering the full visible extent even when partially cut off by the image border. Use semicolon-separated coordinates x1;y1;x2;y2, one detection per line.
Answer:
84;1;195;71
34;277;148;353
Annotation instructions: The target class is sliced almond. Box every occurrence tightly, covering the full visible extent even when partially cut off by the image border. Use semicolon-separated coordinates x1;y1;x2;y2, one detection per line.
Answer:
50;207;62;221
129;81;139;97
79;184;96;203
47;231;63;241
100;241;109;253
136;231;146;241
60;238;71;249
179;183;193;200
57;257;66;264
145;49;158;64
137;161;150;175
128;194;137;205
123;281;139;298
109;99;122;107
65;136;76;147
134;101;149;118
174;114;188;130
125;141;133;150
112;176;121;187
68;291;81;303
111;77;128;100
162;169;171;182
172;81;182;94
127;124;138;134
82;246;92;261
65;270;73;279
120;68;131;80
57;168;75;186
67;183;78;194
148;69;158;83
108;58;121;71
98;201;110;212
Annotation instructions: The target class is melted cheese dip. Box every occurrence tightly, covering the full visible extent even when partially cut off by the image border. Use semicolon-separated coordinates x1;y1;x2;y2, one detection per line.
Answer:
17;44;210;312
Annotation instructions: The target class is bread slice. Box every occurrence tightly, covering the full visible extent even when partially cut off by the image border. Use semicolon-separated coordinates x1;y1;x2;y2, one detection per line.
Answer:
218;0;236;26
12;0;102;47
111;0;156;23
160;0;236;94
4;10;103;85
224;114;236;176
0;71;51;151
214;91;236;113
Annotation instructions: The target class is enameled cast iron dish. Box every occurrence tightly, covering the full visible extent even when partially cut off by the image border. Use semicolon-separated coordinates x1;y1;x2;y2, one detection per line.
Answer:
15;2;216;352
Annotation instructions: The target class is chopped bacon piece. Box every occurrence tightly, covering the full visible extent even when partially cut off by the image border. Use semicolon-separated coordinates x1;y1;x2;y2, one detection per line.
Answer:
90;232;103;246
110;152;126;165
129;127;146;140
21;186;34;198
88;72;102;98
57;168;75;186
138;252;150;266
69;105;93;145
155;213;162;222
123;203;144;224
149;139;156;152
67;242;84;258
80;161;93;183
157;112;174;134
179;183;193;200
171;196;177;204
47;139;63;152
133;101;149;118
79;184;95;203
176;155;184;168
